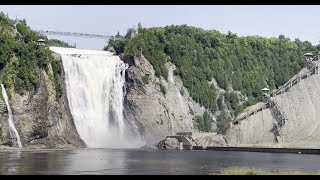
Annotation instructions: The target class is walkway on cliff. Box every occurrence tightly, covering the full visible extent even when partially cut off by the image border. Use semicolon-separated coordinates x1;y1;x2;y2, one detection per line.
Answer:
233;55;320;132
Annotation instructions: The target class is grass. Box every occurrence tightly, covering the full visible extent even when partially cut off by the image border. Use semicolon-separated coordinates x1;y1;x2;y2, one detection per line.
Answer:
218;167;320;175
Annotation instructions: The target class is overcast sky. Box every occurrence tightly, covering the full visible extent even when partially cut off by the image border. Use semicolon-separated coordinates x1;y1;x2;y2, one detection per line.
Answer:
0;5;319;50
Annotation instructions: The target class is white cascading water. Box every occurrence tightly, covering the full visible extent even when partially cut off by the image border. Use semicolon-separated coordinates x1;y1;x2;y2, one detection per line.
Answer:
50;47;142;148
1;84;22;148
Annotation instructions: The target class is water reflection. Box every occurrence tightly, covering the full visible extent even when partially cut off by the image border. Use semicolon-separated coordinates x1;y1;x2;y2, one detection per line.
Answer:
62;149;125;175
1;149;320;175
0;150;70;174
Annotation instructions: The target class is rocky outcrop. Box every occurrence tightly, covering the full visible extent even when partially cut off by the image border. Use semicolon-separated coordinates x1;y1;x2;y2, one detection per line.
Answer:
124;56;212;144
155;137;180;150
0;55;85;149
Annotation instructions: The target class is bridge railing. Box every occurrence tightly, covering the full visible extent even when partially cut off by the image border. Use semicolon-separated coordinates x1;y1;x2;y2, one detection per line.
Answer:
35;30;126;41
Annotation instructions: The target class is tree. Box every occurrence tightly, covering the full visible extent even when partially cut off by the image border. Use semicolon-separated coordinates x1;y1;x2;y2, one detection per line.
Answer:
137;22;143;33
115;31;121;38
196;111;212;132
202;111;212;132
0;15;67;100
125;28;136;39
217;110;231;133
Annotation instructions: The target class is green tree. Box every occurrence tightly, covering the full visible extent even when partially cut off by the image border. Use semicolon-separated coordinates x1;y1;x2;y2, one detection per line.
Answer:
217;110;231;133
137;22;143;33
115;31;121;38
196;111;212;132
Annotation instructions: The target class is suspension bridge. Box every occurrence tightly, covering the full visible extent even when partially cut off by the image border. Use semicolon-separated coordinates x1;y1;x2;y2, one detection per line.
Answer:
9;17;131;47
35;30;125;41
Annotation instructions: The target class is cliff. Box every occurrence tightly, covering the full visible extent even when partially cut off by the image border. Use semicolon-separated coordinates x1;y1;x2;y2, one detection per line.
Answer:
0;53;85;149
224;64;320;148
124;56;214;144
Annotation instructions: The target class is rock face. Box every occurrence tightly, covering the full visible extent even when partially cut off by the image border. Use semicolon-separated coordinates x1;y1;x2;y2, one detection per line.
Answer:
192;132;227;147
0;56;85;149
124;56;211;144
272;69;320;148
224;66;320;148
224;108;276;146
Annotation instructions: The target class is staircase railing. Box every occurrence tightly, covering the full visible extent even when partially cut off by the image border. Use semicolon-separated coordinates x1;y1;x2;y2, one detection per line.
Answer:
186;136;199;146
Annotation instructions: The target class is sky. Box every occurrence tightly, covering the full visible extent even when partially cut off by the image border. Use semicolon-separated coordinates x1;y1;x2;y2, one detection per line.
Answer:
0;5;320;50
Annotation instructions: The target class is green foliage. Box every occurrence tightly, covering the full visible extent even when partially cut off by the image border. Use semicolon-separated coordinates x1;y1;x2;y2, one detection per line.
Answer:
225;92;240;116
125;28;136;39
142;75;150;85
47;39;75;48
217;95;224;110
115;31;121;38
196;111;212;132
217;110;232;133
107;39;126;54
112;25;315;121
0;13;66;100
159;82;166;95
51;60;63;100
2;41;38;97
243;98;259;108
137;22;143;33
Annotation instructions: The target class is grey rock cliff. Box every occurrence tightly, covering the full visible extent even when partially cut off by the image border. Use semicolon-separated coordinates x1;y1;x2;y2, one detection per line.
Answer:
224;65;320;148
124;56;212;144
0;55;85;149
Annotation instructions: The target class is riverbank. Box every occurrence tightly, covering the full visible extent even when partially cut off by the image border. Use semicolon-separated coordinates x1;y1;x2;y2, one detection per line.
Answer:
192;146;320;154
0;145;80;152
218;168;320;175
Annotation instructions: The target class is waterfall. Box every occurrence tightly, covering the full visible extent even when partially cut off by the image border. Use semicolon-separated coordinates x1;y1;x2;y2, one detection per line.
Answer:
1;84;22;148
50;47;142;148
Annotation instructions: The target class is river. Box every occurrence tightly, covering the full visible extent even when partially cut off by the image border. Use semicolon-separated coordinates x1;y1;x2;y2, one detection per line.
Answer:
0;149;319;175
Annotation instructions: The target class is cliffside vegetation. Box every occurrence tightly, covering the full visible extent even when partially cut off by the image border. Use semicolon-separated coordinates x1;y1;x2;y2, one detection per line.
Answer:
109;24;318;132
0;12;71;100
195;111;212;132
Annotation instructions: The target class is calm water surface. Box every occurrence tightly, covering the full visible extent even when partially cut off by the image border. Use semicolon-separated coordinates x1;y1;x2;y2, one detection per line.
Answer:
0;149;319;175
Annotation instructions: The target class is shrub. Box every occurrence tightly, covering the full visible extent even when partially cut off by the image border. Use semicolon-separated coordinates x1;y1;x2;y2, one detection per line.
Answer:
159;83;166;95
142;75;149;84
